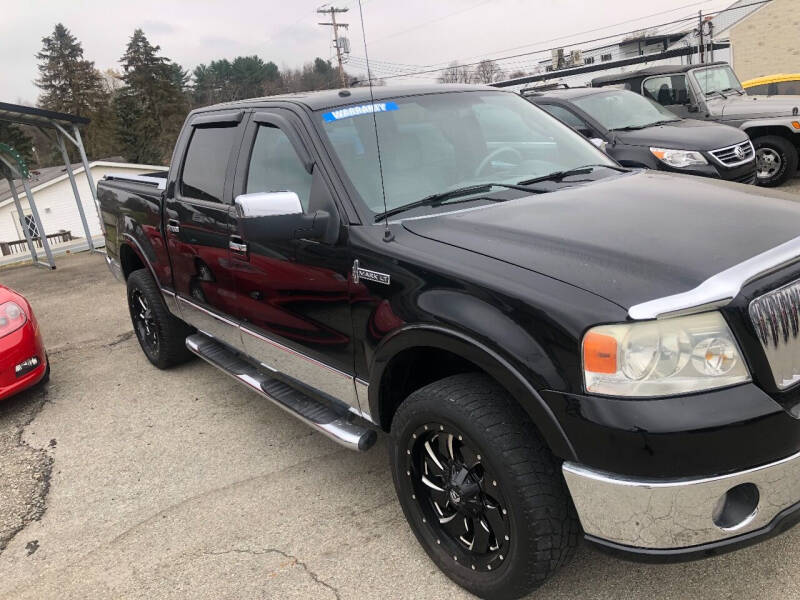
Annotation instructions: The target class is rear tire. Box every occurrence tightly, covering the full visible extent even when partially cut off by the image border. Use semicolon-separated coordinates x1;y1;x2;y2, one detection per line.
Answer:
126;269;193;369
389;373;579;600
753;135;798;187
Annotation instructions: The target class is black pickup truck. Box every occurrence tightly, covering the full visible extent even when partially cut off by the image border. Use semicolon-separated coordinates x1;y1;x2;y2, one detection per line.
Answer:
100;84;800;599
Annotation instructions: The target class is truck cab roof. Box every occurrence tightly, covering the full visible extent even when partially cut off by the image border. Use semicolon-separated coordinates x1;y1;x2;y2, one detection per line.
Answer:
591;62;730;87
197;83;500;113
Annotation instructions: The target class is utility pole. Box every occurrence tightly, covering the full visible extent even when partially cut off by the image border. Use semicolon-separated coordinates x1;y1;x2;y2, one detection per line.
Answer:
707;19;714;62
317;6;349;88
698;10;705;64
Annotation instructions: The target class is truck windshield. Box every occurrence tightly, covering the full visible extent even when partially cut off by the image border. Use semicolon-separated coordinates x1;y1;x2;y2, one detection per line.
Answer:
694;65;744;96
571;90;680;130
317;91;616;216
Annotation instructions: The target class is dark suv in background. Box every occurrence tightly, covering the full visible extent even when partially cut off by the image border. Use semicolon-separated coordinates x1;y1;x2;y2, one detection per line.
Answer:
526;86;756;184
592;63;800;187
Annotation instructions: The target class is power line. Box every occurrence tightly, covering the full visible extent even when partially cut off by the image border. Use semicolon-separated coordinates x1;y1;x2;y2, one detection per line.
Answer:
452;0;722;63
366;0;770;82
369;0;494;45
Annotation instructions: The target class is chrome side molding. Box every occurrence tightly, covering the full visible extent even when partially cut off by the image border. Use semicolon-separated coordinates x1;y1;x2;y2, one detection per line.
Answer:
628;234;800;320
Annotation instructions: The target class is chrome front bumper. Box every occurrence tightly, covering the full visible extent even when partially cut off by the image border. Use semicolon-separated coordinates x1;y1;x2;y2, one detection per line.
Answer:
563;449;800;550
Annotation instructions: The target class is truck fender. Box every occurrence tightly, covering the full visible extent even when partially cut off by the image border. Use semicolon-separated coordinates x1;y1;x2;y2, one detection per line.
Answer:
369;323;577;461
741;119;800;135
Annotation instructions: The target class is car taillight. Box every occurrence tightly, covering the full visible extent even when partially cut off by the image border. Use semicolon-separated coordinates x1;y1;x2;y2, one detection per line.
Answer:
0;301;27;338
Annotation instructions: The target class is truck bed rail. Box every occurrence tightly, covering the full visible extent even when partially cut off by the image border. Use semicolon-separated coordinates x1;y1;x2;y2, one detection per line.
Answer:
102;172;166;190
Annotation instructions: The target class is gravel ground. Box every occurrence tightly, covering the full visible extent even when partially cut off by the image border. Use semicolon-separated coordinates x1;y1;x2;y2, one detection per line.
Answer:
1;184;800;599
784;174;800;196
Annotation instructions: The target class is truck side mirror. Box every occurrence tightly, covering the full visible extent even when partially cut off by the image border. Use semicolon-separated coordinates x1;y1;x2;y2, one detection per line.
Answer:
589;138;608;153
235;191;303;218
234;191;329;242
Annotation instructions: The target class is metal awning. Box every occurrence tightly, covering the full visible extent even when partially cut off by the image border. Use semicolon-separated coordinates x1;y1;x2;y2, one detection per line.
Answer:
0;102;90;129
0;102;101;270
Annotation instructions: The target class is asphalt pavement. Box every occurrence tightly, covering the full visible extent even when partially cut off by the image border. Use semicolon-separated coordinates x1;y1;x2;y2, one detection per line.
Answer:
1;179;800;599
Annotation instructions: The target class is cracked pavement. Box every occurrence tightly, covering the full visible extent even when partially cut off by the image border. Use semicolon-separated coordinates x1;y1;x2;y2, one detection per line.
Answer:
3;250;800;599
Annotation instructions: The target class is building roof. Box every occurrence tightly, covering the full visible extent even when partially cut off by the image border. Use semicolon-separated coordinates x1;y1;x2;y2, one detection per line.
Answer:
197;84;502;113
667;0;770;50
0;102;90;129
0;161;167;207
590;61;729;86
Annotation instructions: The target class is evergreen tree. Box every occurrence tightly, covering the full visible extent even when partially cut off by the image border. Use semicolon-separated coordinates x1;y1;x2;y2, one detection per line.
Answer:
35;23;115;162
192;56;281;106
116;29;189;164
0;123;35;166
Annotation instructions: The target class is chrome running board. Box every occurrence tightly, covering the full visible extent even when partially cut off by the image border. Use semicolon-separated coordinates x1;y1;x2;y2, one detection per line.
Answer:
185;333;377;451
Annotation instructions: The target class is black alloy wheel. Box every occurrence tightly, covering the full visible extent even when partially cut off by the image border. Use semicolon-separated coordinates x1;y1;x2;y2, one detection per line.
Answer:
130;288;159;357
126;269;194;369
407;423;510;572
390;373;580;600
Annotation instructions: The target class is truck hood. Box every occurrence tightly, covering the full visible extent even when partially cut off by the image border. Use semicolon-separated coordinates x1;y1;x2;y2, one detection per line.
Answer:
401;171;800;310
613;118;747;151
707;94;800;119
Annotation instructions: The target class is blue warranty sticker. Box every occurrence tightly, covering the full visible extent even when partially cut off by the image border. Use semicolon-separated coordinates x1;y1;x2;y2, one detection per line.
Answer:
322;101;399;122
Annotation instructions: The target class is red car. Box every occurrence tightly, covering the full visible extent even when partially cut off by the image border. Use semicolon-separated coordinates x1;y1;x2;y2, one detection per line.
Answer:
0;285;48;400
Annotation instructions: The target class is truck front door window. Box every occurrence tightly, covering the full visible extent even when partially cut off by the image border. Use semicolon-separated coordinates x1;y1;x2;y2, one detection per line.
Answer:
246;125;313;211
643;75;691;107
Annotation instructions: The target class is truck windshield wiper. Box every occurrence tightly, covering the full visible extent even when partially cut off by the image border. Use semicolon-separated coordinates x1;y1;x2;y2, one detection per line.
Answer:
722;87;744;96
705;89;727;99
374;182;539;222
517;164;627;186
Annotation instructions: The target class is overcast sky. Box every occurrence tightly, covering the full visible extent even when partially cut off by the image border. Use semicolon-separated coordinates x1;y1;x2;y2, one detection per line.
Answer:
2;0;733;104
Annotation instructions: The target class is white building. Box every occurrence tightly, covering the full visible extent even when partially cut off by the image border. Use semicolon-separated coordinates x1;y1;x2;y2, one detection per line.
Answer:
0;160;166;259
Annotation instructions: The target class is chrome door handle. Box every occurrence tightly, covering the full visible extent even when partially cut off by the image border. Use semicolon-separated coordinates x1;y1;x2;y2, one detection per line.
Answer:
166;219;180;233
229;236;248;253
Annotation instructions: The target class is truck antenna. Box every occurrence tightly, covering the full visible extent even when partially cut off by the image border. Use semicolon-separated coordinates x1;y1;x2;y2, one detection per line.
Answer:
356;0;393;242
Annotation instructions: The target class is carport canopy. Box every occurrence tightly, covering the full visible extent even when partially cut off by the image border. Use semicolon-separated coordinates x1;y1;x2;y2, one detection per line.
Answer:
0;101;102;270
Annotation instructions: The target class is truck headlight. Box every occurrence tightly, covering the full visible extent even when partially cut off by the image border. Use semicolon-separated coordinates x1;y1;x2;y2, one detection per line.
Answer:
582;311;750;397
650;147;708;168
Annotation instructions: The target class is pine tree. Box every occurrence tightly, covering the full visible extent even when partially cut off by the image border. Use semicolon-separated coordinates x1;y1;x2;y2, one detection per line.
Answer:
116;29;189;164
0;123;35;166
35;23;115;161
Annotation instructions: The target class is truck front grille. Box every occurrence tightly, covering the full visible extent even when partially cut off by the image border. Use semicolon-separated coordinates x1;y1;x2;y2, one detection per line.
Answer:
710;140;755;167
750;279;800;389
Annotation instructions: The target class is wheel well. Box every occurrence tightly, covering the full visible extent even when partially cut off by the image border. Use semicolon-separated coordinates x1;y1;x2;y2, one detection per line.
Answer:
377;347;480;431
745;126;800;147
119;243;145;280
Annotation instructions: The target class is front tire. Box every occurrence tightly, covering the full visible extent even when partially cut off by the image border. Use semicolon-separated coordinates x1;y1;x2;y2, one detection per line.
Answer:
390;373;579;600
126;269;193;369
753;135;798;187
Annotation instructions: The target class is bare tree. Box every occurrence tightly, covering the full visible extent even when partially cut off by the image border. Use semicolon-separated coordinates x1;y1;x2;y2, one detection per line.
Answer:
508;69;527;79
438;61;472;84
438;61;461;84
473;59;503;84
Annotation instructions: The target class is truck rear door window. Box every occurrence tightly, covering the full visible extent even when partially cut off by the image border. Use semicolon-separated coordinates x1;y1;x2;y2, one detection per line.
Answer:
180;124;239;203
